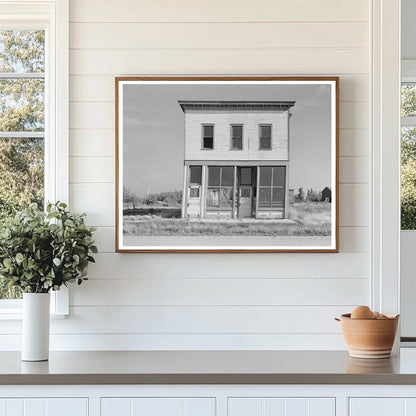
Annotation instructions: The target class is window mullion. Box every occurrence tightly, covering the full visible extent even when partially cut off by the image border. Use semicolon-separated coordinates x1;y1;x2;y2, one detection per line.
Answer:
0;73;44;79
0;132;45;138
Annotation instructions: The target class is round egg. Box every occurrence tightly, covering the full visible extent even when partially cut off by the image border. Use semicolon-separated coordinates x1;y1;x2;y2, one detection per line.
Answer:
351;305;376;319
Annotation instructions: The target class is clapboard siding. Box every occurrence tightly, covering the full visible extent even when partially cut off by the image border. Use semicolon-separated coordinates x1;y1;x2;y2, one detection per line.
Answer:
0;333;347;351
69;101;368;130
69;155;368;184
70;22;368;50
70;278;368;306
69;74;369;102
51;306;351;334
41;0;374;350
68;128;369;158
70;49;369;75
85;253;369;279
69;0;369;23
91;225;369;255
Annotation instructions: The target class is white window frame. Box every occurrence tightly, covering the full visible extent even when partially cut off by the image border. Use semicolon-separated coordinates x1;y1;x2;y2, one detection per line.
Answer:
0;0;69;317
371;0;401;323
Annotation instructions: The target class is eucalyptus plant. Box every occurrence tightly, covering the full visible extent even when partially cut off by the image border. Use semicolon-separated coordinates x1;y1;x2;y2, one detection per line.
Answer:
0;202;97;293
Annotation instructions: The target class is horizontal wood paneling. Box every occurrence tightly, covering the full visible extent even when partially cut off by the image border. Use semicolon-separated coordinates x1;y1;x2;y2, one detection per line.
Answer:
70;278;368;306
69;130;115;157
0;333;348;351
69;75;369;103
70;49;369;76
339;227;369;252
50;305;350;334
68;127;369;159
69;0;369;23
0;0;370;352
339;129;369;157
69;101;368;130
339;156;369;183
86;252;369;279
69;157;114;183
339;183;369;227
70;22;368;50
69;183;114;226
91;226;369;254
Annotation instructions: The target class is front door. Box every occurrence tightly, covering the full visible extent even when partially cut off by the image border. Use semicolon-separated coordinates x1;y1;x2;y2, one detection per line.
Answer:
187;186;201;218
238;186;252;218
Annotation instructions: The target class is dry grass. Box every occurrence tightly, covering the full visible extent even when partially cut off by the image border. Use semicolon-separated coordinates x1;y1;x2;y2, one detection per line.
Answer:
123;202;331;237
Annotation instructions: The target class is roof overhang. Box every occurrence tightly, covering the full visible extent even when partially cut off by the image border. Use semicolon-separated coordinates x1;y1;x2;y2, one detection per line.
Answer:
178;100;296;112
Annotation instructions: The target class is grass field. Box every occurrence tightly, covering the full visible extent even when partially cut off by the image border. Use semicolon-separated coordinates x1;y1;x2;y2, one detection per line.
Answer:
123;202;331;237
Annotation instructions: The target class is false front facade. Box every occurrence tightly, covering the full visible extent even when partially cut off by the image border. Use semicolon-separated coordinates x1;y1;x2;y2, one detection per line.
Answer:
180;101;295;220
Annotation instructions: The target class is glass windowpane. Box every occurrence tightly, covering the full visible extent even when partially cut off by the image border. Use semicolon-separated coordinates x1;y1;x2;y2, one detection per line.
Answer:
272;188;284;207
208;166;220;186
203;137;213;149
189;166;202;185
240;168;252;185
259;167;272;186
272;166;285;187
207;188;219;206
232;137;242;149
222;167;234;186
259;188;271;207
402;84;416;117
203;125;213;138
232;125;242;138
220;186;233;209
0;79;44;132
0;30;45;73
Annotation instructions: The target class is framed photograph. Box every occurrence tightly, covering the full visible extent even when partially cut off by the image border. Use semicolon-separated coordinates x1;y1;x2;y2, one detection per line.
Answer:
116;77;339;252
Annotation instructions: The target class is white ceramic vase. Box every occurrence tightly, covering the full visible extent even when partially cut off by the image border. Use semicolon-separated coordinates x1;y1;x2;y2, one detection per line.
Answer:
22;292;50;361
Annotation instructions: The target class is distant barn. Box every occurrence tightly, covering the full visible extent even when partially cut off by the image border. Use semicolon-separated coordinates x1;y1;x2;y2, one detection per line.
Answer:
321;187;332;203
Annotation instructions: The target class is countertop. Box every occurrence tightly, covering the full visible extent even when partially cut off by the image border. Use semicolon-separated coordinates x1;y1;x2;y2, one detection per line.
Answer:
2;349;416;385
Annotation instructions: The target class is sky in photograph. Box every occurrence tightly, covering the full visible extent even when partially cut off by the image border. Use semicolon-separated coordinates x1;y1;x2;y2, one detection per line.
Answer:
122;82;333;197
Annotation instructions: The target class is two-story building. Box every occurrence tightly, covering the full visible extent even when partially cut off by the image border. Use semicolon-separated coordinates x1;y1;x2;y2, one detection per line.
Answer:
180;100;295;220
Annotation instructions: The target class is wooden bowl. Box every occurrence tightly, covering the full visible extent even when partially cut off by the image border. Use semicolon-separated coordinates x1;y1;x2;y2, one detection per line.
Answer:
337;313;399;359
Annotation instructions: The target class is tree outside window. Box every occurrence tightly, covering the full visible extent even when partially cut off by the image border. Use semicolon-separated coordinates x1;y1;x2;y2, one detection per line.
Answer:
401;84;416;230
0;30;45;299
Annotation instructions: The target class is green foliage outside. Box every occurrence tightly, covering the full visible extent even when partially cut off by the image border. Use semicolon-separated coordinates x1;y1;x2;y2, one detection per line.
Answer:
401;126;416;229
0;203;97;294
401;84;416;229
0;30;45;298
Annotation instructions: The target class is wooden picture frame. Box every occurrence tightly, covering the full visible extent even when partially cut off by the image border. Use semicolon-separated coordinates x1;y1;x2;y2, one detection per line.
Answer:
116;77;339;253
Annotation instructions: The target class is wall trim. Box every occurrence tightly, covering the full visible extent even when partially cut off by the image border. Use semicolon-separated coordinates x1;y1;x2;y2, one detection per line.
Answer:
371;0;401;315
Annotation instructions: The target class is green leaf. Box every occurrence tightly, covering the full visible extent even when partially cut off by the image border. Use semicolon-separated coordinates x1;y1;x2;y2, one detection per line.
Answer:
53;258;61;266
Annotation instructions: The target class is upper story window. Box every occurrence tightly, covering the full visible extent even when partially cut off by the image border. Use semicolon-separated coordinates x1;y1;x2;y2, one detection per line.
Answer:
259;124;272;150
202;124;214;149
231;125;243;150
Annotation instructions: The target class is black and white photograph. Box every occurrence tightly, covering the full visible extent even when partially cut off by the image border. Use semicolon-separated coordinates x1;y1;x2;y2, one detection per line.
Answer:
116;77;338;252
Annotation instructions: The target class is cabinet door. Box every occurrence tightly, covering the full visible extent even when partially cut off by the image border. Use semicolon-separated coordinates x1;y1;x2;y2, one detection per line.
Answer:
0;398;88;416
101;398;215;416
350;398;405;416
350;398;416;416
228;398;335;416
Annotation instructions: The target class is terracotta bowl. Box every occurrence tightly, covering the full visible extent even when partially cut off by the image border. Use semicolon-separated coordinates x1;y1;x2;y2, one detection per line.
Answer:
337;313;399;359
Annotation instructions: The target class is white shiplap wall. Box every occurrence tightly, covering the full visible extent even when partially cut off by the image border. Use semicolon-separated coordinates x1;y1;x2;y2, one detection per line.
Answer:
47;0;371;350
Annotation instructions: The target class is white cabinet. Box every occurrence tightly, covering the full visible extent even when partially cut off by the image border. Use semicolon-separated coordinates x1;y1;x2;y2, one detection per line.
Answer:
101;397;215;416
350;398;416;416
0;398;88;416
228;398;335;416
